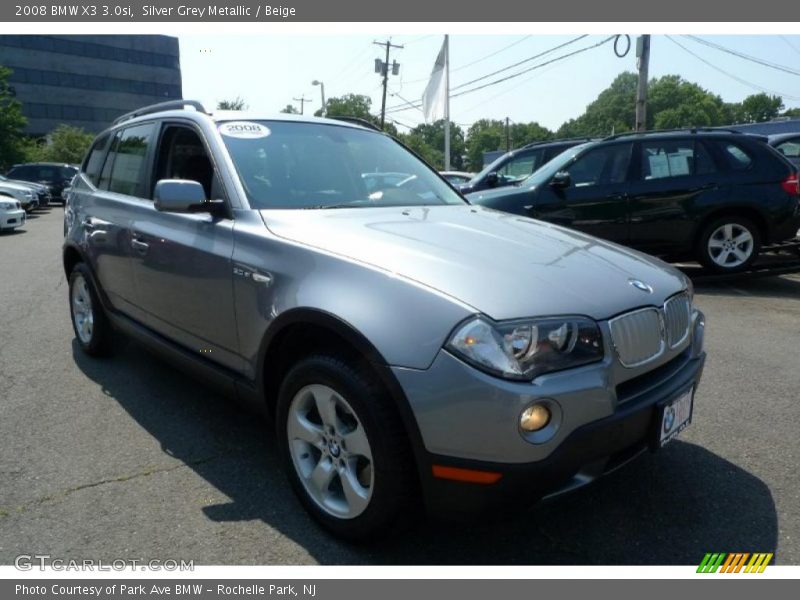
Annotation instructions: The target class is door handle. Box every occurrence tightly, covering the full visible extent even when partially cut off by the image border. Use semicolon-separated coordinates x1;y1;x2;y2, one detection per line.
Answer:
605;192;627;201
82;217;111;230
131;238;149;255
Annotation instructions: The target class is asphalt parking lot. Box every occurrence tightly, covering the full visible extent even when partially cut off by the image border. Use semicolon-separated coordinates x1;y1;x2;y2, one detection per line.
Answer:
1;207;799;565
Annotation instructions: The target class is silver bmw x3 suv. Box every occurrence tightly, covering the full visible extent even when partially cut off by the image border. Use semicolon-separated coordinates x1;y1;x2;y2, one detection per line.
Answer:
63;101;706;541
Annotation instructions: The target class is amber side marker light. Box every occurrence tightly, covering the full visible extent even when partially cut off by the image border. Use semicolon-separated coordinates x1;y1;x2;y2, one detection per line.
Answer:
432;465;502;484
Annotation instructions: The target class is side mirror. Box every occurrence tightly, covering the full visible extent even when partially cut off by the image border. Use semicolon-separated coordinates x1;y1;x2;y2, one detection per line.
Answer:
485;171;500;187
550;171;571;189
154;179;223;215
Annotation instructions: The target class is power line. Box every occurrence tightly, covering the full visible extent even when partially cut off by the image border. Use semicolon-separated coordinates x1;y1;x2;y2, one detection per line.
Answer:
401;35;534;85
780;35;800;58
684;35;800;77
450;35;588;92
386;35;604;115
667;36;800;102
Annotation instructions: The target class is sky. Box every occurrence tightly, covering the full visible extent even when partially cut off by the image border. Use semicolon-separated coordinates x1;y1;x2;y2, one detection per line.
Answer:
178;34;800;133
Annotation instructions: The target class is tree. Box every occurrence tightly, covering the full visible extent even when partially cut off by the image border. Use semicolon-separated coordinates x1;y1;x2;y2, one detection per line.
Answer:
782;107;800;119
33;125;94;164
464;120;506;171
399;121;465;170
217;96;248;110
0;65;29;170
317;94;374;121
280;104;299;114
556;72;638;137
740;93;784;123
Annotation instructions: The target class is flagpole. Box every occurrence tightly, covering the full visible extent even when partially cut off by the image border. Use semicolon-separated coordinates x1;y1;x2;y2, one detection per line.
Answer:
444;34;451;171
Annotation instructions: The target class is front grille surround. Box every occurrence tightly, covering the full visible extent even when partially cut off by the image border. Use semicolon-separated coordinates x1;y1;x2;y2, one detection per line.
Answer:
609;292;692;369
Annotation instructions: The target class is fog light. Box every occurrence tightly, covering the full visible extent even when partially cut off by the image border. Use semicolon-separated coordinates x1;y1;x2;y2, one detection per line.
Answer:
520;403;551;432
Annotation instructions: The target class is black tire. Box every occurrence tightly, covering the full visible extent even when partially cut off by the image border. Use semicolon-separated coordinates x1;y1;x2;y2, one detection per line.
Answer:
276;354;418;542
68;263;114;357
696;216;761;273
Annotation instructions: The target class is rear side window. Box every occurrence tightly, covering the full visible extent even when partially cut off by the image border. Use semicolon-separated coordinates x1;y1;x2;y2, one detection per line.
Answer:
718;142;753;171
565;143;631;187
639;139;716;180
82;134;111;187
7;166;34;180
103;123;155;196
775;139;800;159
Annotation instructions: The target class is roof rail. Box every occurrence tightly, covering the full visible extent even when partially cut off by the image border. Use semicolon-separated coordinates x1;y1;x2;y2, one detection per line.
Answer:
519;136;594;150
113;100;207;126
329;116;382;132
603;127;745;141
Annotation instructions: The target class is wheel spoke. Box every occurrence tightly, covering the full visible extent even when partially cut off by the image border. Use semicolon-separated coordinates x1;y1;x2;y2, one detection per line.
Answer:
732;247;748;262
734;231;752;245
708;238;725;249
723;224;734;240
312;388;339;431
716;249;731;265
340;466;370;514
309;457;336;493
287;410;324;447
342;424;372;461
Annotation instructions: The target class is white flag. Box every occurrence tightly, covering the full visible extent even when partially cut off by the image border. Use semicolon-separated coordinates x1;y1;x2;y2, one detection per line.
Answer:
422;37;448;123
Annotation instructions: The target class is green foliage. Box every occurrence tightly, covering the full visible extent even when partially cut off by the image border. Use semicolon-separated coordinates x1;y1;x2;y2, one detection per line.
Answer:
313;93;399;136
782;107;800;119
217;97;248;110
399;120;466;170
31;125;94;164
557;72;638;137
0;65;29;170
740;93;784;123
280;104;299;114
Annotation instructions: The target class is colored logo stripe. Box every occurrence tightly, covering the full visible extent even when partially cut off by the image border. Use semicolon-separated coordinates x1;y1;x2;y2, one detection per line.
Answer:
697;553;773;573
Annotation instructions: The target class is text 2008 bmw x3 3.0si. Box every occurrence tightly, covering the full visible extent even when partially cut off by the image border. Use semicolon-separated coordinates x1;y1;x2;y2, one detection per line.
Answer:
63;101;705;541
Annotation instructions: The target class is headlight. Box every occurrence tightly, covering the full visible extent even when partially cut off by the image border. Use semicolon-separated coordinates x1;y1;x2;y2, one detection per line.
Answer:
23;190;33;197
0;201;13;210
446;315;604;381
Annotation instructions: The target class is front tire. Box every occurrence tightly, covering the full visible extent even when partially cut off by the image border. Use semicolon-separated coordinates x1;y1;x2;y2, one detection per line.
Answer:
69;263;114;356
697;216;761;273
276;354;417;542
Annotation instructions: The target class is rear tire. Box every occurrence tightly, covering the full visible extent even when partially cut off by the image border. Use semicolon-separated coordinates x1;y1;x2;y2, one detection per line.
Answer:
276;354;418;542
696;216;760;273
68;263;114;357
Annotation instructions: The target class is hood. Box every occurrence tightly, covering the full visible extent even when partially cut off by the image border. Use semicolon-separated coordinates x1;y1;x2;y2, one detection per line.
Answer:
261;205;687;321
0;181;34;194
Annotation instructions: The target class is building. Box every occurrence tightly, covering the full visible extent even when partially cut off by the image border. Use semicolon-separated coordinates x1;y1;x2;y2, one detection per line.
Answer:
0;35;182;136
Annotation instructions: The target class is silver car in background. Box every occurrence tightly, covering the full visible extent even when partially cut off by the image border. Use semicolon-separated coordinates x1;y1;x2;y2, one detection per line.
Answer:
64;101;706;541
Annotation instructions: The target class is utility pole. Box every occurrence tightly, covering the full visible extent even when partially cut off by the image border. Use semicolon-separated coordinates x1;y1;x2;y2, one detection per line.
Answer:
293;94;312;115
505;117;511;151
635;34;650;132
374;39;404;130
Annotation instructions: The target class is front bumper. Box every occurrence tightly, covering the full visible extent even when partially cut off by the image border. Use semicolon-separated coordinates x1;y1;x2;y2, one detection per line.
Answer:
0;209;26;230
393;309;706;515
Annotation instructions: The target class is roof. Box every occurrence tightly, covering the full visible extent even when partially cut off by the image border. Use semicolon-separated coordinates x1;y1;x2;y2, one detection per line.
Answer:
111;100;375;132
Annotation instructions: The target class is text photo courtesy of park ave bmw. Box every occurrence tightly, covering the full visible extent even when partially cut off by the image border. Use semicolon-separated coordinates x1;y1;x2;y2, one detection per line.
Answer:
1;2;800;586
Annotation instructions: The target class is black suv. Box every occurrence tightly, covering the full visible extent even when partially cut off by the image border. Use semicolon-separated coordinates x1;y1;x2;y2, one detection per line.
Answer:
468;130;800;273
458;138;592;194
6;163;79;204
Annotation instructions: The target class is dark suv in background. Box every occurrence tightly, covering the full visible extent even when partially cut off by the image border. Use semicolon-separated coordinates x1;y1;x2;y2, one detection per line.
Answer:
6;162;79;204
468;129;800;273
458;138;592;194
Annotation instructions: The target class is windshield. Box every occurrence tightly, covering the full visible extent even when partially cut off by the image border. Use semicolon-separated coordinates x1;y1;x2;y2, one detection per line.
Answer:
519;142;594;187
468;151;514;185
219;120;466;210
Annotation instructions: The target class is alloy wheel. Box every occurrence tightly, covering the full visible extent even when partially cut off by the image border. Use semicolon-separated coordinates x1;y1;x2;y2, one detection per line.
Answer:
287;384;374;519
707;223;754;269
71;274;95;344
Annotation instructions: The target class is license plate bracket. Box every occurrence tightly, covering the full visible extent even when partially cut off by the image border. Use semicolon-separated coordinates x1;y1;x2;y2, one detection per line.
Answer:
653;387;694;448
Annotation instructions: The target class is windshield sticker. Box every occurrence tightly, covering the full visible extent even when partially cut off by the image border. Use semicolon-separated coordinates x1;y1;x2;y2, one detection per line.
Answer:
219;121;271;139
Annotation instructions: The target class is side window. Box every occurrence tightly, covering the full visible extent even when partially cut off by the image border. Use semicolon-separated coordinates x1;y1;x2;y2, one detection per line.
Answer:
107;123;155;197
566;143;631;188
776;139;800;159
98;133;121;190
82;134;111;187
639;139;716;180
718;141;753;171
498;152;539;181
153;125;216;200
7;166;33;180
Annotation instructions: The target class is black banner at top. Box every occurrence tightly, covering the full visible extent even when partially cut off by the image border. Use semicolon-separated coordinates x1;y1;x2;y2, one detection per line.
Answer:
0;0;797;22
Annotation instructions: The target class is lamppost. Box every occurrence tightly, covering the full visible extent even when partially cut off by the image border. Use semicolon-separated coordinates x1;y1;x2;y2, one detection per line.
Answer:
312;80;326;117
